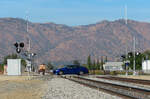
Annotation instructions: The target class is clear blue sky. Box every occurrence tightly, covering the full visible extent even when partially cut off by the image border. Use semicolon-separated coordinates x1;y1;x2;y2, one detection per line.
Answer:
0;0;150;26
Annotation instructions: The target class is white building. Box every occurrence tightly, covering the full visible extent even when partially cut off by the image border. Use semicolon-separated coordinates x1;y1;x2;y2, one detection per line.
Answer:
7;59;21;75
142;60;150;73
103;62;123;71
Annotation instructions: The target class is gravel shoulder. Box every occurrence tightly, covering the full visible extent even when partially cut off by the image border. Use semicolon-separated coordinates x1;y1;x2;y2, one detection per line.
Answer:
43;76;122;99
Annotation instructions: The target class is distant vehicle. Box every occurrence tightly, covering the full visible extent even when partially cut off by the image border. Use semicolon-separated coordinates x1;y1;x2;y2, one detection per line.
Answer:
38;64;46;75
53;65;89;75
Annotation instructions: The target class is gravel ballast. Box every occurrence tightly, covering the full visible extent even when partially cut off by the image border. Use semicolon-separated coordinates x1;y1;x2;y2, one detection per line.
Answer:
42;77;122;99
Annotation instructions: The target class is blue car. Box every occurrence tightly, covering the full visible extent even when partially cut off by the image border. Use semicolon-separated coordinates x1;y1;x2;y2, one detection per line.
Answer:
54;65;89;75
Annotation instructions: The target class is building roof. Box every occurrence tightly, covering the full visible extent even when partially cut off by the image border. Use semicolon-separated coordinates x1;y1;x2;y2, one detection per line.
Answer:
103;62;123;67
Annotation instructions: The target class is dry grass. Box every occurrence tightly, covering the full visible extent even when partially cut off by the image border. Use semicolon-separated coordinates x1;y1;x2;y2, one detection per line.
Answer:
119;75;150;80
0;75;47;99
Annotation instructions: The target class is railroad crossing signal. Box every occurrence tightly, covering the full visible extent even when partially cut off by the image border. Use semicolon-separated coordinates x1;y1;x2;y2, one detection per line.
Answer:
14;42;24;53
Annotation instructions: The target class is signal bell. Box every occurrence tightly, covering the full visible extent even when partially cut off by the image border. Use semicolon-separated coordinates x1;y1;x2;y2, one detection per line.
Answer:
16;48;21;53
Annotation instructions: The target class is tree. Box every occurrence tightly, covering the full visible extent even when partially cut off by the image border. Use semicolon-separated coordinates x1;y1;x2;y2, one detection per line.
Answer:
73;60;80;65
3;54;18;65
143;50;150;60
21;59;27;67
96;59;100;70
101;56;104;70
87;55;92;70
46;61;54;70
0;64;4;72
126;52;143;70
105;56;107;63
92;60;96;74
2;54;26;67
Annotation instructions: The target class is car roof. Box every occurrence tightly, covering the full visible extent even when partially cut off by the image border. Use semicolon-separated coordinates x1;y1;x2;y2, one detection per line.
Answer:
65;65;80;66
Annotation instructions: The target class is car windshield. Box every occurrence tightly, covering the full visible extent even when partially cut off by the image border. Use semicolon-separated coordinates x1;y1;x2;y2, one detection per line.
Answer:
65;65;79;68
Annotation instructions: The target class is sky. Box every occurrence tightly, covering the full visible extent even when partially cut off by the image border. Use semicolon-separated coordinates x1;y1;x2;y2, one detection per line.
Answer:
0;0;150;26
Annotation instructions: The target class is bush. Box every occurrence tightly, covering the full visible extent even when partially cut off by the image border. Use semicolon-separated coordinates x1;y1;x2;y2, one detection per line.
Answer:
115;71;126;75
104;71;132;75
95;70;105;75
89;70;93;74
110;71;117;75
104;71;110;75
89;70;136;75
89;70;105;75
0;64;4;72
128;72;133;75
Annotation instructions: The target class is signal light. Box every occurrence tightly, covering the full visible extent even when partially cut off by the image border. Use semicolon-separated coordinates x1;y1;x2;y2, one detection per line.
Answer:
14;42;18;48
31;53;36;56
121;55;125;59
136;52;141;56
128;52;133;56
20;42;24;48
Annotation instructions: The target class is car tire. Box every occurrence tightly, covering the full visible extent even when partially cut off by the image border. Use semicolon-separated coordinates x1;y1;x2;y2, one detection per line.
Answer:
59;71;64;75
79;71;84;75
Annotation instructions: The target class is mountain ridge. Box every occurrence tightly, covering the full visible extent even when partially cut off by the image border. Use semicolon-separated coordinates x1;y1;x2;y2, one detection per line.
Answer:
0;18;150;65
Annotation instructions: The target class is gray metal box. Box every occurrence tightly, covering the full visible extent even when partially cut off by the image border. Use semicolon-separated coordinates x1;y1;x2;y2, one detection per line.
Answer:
7;59;21;75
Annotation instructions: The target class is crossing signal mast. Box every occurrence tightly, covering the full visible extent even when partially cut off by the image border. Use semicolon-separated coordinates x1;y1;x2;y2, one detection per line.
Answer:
13;10;36;74
26;10;31;53
26;10;32;73
25;11;36;73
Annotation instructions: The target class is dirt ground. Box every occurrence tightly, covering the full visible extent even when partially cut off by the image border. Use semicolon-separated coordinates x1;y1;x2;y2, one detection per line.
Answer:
0;75;48;99
119;75;150;80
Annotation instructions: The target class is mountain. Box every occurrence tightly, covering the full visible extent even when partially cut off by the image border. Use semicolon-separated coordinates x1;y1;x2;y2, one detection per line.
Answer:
0;18;150;65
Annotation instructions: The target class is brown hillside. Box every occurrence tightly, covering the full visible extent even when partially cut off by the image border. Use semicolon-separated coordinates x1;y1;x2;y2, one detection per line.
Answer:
0;18;150;64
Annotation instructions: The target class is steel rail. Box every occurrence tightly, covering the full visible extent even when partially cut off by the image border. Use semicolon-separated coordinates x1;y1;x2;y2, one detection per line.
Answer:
96;76;150;85
61;76;150;99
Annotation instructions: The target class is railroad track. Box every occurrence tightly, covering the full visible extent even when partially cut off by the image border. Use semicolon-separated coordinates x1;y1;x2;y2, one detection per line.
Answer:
96;76;150;85
61;75;150;99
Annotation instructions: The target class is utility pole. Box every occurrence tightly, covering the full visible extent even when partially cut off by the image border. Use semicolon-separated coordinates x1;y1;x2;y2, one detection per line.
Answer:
125;46;128;76
125;5;127;25
133;37;136;75
101;56;104;70
26;10;31;54
26;10;32;74
125;5;128;76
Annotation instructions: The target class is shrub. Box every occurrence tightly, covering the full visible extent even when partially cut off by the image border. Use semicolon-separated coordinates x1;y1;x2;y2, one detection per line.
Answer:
110;71;117;75
0;64;4;72
95;70;105;75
